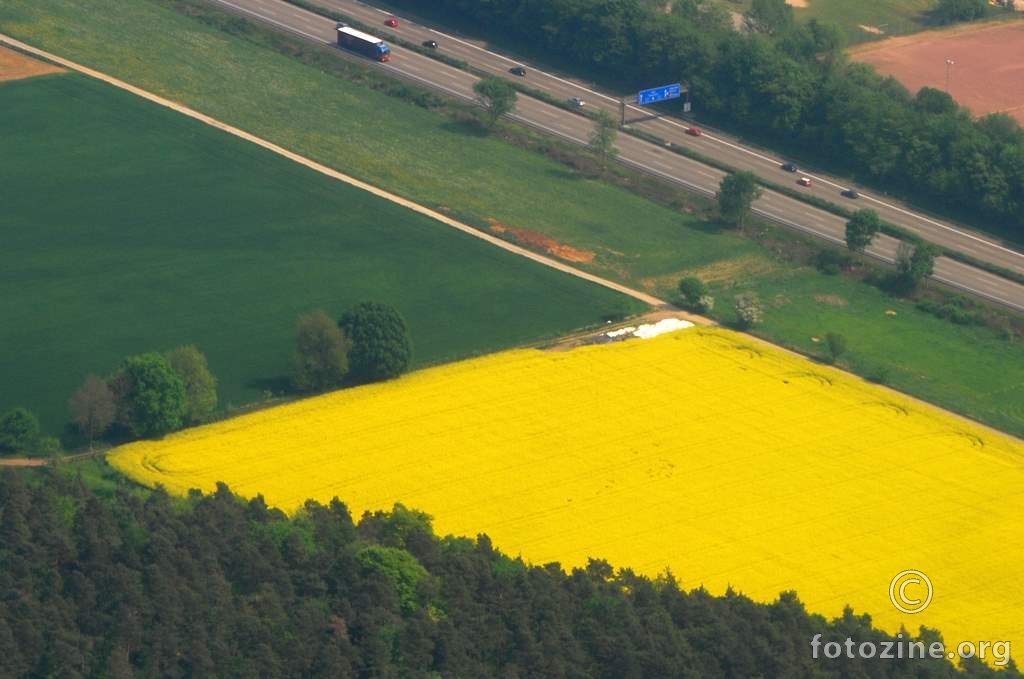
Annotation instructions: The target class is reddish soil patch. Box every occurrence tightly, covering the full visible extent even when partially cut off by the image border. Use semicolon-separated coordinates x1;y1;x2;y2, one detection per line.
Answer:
487;219;596;263
0;45;64;82
850;21;1024;123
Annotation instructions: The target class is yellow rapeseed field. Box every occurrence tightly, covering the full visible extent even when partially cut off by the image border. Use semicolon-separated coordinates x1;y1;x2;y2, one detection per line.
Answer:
111;328;1024;652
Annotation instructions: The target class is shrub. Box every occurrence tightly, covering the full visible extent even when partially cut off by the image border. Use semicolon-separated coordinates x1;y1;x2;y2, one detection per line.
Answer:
734;293;764;328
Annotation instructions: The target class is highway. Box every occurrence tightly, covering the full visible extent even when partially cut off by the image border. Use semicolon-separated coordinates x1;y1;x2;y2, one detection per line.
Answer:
210;0;1024;311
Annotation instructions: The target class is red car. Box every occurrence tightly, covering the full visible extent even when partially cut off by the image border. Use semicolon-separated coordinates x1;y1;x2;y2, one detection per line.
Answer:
685;126;702;137
385;17;399;27
797;176;812;187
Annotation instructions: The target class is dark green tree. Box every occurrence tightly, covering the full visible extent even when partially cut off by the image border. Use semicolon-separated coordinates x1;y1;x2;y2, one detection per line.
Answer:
825;332;848;364
473;76;517;126
745;0;795;35
112;353;187;437
166;345;218;423
0;408;40;455
895;242;938;292
677;276;713;312
844;209;881;252
717;171;763;227
293;310;352;392
339;302;412;383
934;0;986;23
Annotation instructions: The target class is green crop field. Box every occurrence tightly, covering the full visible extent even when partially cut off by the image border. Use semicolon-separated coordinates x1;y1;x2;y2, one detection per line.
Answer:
0;73;641;432
1;0;1022;436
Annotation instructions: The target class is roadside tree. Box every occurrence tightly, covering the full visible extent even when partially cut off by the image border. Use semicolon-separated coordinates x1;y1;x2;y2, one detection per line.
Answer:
473;77;517;127
588;109;619;160
294;311;352;392
844;209;881;253
717;171;762;228
895;242;937;292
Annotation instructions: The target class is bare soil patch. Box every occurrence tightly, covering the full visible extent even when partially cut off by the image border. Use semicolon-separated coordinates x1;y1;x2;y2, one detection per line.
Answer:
850;21;1024;123
786;0;808;7
0;45;64;82
487;218;596;263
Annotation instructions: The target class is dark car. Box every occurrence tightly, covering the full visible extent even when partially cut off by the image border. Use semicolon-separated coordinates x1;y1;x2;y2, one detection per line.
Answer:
781;162;798;172
509;66;527;76
422;39;438;49
841;188;860;199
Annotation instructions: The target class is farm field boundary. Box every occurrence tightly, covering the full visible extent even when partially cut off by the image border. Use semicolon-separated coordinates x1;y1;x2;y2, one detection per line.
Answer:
1;1;1021;436
0;43;62;81
851;19;1024;124
110;327;1024;663
0;33;663;309
0;69;645;431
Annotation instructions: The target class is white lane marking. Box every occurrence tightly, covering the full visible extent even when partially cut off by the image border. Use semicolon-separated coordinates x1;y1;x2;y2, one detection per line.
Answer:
217;0;1024;308
352;0;1023;263
210;0;331;43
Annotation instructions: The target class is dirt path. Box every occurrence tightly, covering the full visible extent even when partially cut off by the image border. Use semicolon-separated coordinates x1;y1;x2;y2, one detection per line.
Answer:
0;457;48;467
0;34;665;308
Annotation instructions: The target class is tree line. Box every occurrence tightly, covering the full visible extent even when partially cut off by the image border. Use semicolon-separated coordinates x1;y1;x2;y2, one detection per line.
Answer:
0;302;411;455
385;0;1024;241
0;468;1017;678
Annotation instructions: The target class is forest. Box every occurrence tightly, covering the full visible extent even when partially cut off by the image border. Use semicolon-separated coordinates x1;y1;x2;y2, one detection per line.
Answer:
381;0;1024;242
0;467;1018;677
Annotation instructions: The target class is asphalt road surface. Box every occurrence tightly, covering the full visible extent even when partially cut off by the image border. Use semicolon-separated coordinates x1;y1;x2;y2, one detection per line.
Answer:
210;0;1024;311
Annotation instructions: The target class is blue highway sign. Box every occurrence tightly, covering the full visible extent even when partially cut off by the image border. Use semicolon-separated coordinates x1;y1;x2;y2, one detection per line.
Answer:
637;83;682;106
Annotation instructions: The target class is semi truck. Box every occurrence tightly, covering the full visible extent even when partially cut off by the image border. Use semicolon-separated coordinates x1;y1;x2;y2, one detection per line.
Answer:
336;24;391;62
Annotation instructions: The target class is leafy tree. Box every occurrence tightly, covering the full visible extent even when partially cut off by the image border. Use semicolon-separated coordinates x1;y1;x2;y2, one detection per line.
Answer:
293;310;352;392
825;332;848;363
745;0;795;35
69;374;116;446
734;293;764;328
895;242;937;292
166;346;218;424
473;76;517;126
588;109;619;159
844;209;881;252
339;302;413;383
934;0;986;23
677;276;713;312
355;544;430;613
112;353;187;437
717;171;762;227
0;408;40;455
